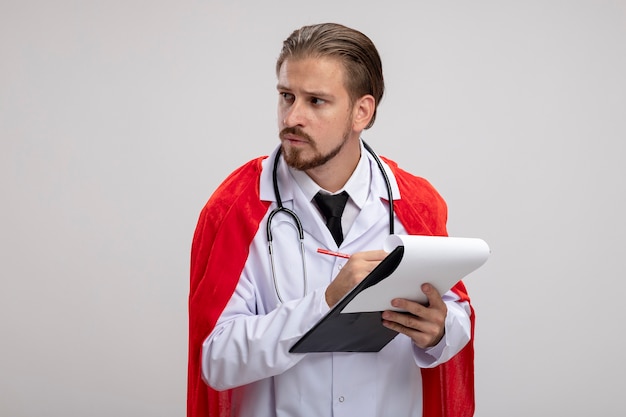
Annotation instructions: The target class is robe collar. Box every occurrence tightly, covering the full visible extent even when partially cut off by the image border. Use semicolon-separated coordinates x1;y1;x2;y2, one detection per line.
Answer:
259;140;401;205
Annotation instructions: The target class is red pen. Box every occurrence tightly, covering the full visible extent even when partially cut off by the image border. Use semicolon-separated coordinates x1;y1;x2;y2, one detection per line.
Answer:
317;248;351;259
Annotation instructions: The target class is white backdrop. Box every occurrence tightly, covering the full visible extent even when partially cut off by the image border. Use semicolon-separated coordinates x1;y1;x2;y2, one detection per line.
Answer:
2;1;625;416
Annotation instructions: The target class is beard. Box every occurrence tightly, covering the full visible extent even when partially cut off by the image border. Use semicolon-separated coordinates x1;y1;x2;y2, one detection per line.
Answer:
279;125;352;171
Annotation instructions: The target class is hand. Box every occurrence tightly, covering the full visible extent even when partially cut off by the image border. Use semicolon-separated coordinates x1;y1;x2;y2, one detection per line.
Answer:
325;250;387;307
381;283;447;349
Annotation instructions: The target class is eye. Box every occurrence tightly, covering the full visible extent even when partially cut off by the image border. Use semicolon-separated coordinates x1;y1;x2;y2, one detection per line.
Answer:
280;92;294;103
310;97;326;105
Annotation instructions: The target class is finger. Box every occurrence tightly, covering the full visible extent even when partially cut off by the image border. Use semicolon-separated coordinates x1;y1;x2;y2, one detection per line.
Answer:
421;283;446;310
382;310;422;331
382;310;445;348
389;297;427;318
351;249;388;261
381;312;435;347
392;291;446;330
343;250;387;276
387;296;447;340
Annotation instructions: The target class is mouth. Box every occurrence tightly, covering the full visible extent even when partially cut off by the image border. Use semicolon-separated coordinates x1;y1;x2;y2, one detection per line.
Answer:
281;134;308;145
280;128;311;146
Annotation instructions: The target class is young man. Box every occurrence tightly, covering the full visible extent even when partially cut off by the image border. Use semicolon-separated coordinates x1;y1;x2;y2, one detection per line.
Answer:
188;23;474;417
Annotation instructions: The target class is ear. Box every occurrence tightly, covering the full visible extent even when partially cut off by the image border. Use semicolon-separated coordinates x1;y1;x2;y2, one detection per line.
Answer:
351;94;376;131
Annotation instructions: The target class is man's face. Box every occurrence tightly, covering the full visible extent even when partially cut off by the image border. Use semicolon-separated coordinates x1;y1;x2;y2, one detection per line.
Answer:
276;57;357;171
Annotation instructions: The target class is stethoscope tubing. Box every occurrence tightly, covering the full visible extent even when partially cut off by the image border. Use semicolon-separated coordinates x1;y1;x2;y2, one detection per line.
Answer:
266;141;394;303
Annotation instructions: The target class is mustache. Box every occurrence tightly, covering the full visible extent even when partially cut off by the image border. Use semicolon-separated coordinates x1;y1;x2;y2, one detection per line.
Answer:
279;127;313;142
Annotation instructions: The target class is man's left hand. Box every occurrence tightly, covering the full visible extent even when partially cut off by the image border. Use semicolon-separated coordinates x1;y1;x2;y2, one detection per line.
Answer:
381;283;447;349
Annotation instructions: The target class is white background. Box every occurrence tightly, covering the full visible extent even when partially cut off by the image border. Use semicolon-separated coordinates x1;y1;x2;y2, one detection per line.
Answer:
2;1;625;416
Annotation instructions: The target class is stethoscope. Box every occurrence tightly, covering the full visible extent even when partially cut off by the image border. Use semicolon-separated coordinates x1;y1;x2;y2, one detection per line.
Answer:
266;141;395;303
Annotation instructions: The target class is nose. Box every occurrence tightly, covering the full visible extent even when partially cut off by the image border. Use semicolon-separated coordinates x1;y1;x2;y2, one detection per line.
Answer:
281;99;305;128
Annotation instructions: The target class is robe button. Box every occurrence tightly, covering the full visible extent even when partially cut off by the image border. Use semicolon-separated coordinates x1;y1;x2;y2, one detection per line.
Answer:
338;396;345;403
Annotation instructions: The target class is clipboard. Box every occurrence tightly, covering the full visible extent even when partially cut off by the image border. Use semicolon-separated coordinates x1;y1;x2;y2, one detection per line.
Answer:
290;246;405;353
289;235;490;353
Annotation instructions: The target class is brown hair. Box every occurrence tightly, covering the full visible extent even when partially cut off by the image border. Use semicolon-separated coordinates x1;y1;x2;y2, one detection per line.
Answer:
276;23;384;129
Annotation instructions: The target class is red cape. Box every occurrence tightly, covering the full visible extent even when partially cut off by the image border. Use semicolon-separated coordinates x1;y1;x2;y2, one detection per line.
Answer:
188;156;475;417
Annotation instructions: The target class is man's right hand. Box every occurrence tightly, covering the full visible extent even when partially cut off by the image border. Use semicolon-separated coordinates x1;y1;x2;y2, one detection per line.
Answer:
324;249;387;307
